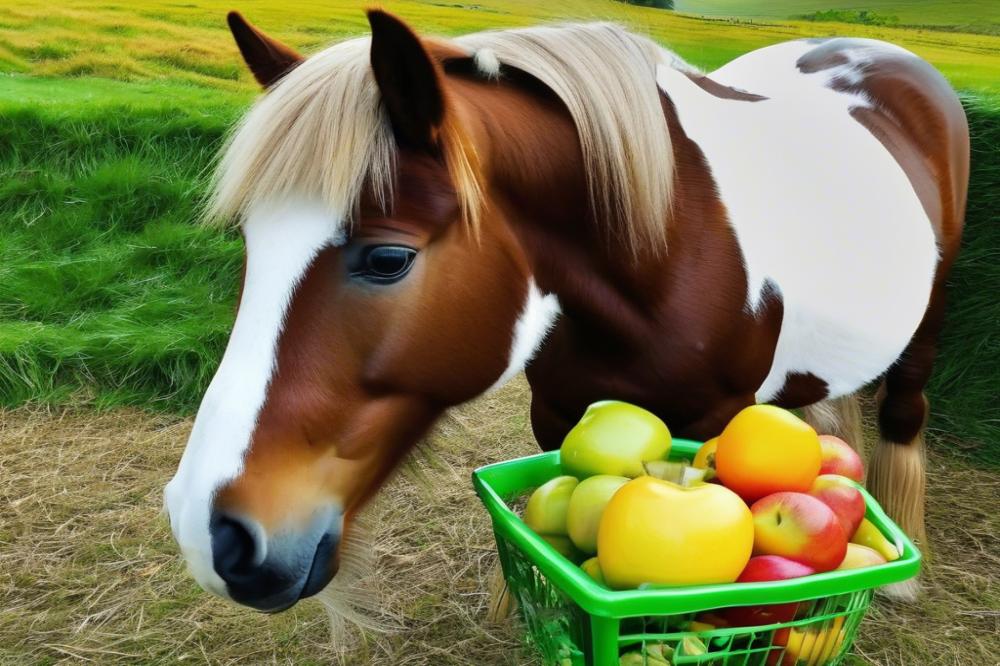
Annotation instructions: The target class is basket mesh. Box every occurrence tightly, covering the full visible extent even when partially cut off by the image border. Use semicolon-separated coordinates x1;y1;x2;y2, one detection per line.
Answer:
497;530;873;666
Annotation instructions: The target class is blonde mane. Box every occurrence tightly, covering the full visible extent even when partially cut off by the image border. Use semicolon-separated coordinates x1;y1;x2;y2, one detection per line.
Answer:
207;23;687;254
457;23;683;254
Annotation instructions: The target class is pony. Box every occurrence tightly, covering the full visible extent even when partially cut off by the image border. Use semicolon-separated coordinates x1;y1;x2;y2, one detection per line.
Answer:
164;10;968;612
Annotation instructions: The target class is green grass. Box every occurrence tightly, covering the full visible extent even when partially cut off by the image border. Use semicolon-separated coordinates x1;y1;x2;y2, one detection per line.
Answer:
676;0;1000;33
0;77;244;411
927;94;1000;464
1;1;1000;92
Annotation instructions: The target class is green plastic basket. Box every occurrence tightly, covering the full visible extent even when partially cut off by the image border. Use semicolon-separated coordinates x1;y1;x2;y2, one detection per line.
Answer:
472;439;921;666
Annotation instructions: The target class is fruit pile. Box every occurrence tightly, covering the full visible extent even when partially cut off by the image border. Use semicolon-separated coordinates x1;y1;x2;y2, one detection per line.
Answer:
521;400;901;664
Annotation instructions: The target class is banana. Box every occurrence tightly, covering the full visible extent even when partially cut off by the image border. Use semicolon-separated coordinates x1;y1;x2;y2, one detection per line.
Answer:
850;518;900;562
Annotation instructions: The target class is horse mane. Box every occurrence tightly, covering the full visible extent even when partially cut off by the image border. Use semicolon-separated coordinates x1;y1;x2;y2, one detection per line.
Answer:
207;23;687;254
457;23;684;255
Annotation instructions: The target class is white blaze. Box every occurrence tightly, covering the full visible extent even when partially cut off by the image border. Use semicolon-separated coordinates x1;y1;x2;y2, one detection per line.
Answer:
164;200;343;596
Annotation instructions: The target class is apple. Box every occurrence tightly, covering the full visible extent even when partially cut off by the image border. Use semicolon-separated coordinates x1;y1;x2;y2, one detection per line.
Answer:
692;436;719;471
808;474;866;538
725;556;816;626
598;476;754;588
851;518;900;562
560;401;671;479
751;492;848;572
523;475;578;537
539;534;584;562
580;557;607;586
566;475;629;554
739;555;816;583
715;405;821;502
837;543;887;570
819;435;864;482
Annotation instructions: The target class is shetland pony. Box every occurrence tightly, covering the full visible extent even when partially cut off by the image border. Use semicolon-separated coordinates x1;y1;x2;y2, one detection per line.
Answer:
165;11;968;612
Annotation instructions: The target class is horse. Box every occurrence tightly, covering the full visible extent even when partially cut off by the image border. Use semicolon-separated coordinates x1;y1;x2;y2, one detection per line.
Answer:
164;10;968;613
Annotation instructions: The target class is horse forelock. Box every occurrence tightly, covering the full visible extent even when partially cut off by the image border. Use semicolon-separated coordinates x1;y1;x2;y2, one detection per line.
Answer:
204;35;482;237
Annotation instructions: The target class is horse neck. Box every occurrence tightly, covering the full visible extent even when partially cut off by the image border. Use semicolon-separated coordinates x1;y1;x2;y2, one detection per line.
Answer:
453;74;712;344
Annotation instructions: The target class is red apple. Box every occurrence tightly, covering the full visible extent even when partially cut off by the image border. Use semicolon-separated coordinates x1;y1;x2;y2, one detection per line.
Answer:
836;543;887;570
751;492;848;572
738;555;817;583
808;474;866;538
725;556;816;626
818;435;864;482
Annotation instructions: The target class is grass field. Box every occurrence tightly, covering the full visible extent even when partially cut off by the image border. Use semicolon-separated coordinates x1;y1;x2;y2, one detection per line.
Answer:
1;1;1000;90
676;0;999;32
1;1;999;664
2;384;998;664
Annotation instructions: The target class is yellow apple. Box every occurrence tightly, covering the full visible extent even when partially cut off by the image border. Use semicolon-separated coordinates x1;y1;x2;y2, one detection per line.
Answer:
597;476;753;589
580;557;607;585
692;436;719;470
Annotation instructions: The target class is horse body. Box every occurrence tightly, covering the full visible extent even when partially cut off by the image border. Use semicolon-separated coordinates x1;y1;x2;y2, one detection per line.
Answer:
513;38;963;451
165;12;968;612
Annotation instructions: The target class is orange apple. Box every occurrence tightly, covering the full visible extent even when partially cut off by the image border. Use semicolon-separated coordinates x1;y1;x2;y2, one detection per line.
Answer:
751;492;848;572
716;405;821;502
818;435;864;482
808;474;866;539
837;543;887;570
725;556;815;627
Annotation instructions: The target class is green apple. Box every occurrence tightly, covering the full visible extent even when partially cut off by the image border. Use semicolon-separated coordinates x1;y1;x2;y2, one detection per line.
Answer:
540;534;585;562
561;401;671;479
523;475;578;537
566;475;629;554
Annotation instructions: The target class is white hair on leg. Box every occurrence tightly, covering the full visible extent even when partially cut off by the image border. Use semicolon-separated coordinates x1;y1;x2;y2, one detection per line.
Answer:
802;393;865;453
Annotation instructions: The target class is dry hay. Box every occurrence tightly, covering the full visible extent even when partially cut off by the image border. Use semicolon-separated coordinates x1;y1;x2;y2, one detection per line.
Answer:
1;379;998;664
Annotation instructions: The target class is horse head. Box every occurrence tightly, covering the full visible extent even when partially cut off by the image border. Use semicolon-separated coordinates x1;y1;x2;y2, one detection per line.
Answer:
164;11;571;611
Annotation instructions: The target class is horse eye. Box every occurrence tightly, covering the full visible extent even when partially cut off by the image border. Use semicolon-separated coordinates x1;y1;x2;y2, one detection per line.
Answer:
350;245;417;284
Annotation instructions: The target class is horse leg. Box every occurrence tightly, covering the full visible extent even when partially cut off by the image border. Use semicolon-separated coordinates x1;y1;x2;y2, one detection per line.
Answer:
802;394;865;454
868;285;946;600
485;562;516;623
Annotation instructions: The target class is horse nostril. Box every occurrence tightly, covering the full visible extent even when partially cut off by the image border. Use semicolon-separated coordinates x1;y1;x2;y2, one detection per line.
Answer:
210;512;265;578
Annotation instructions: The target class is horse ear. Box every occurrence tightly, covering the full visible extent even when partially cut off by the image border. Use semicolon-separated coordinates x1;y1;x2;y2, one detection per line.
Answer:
227;11;303;88
367;10;445;151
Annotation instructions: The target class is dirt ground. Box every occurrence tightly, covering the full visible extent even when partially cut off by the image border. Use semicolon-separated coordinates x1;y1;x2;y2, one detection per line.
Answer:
1;378;997;664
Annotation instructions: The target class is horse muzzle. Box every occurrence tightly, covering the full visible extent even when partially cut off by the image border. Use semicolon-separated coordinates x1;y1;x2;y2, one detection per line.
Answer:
207;506;341;612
